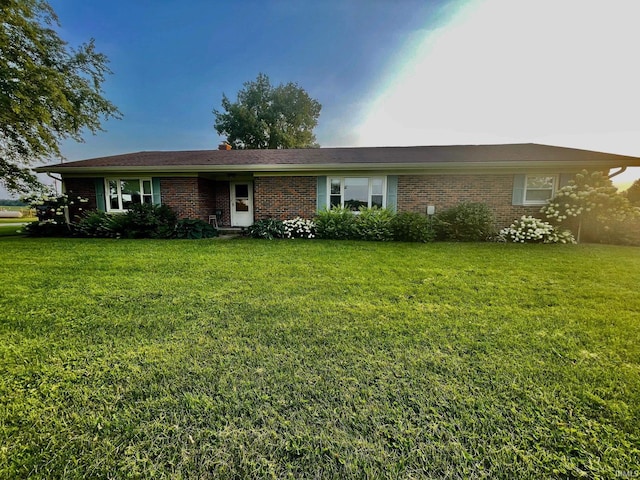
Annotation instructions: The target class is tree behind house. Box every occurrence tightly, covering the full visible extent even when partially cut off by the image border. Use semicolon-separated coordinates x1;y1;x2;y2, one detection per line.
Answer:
625;178;640;206
213;73;321;149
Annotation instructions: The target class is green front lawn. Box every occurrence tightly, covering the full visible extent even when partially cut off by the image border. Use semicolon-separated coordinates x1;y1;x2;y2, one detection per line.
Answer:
1;238;638;478
0;224;24;236
0;218;36;224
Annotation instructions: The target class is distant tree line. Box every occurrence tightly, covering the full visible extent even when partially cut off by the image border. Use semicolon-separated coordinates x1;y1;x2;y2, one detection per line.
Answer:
0;199;27;206
0;198;27;207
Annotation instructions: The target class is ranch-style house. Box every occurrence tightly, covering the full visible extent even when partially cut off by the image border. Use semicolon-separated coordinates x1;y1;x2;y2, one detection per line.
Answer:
36;143;640;228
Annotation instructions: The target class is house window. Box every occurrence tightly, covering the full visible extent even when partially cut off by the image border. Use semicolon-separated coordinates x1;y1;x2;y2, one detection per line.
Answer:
328;177;386;210
106;178;153;211
524;175;557;205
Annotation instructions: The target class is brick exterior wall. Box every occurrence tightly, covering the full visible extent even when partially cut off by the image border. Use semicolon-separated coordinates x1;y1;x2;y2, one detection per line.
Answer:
214;181;231;227
254;176;317;220
196;177;217;222
62;173;578;230
397;174;543;228
63;177;99;220
64;178;98;208
159;177;200;219
159;177;218;222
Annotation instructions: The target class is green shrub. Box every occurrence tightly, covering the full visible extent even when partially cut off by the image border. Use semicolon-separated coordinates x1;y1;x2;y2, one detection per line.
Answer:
21;220;72;237
434;202;496;241
354;207;394;241
74;210;112;237
594;216;640;246
315;207;357;239
174;218;218;239
24;204;179;240
390;212;435;242
247;219;285;239
106;203;177;239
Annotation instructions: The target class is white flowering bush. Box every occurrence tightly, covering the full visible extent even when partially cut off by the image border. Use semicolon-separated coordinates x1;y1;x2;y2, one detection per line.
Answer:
500;216;576;244
283;217;316;239
541;170;639;243
22;190;89;224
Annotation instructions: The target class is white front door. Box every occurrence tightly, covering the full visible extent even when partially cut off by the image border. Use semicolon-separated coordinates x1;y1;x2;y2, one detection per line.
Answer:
230;181;253;227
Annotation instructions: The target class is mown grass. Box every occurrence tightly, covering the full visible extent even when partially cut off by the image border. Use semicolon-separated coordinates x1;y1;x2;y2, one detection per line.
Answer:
0;225;24;236
0;218;36;225
0;238;638;479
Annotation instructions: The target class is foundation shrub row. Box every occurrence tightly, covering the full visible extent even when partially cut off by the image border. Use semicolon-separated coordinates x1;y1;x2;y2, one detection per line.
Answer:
249;203;497;243
23;170;639;244
22;203;218;239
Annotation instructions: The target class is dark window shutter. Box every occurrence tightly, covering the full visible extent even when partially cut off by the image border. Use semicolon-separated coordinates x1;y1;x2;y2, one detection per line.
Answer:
386;175;398;212
152;178;162;205
94;178;106;211
512;174;526;205
316;176;327;211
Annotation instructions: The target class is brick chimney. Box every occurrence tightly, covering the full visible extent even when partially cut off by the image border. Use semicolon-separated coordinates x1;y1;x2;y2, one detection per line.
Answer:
218;142;232;150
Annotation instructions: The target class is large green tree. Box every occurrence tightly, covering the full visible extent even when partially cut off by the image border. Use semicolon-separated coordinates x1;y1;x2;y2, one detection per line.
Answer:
625;178;640;206
0;0;121;194
213;73;321;149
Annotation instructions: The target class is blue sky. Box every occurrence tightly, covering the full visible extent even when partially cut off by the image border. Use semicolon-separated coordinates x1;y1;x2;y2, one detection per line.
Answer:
7;0;640;197
47;0;452;153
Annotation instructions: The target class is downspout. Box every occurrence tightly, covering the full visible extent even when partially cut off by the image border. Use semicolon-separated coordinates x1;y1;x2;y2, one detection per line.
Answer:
608;166;627;179
46;172;63;193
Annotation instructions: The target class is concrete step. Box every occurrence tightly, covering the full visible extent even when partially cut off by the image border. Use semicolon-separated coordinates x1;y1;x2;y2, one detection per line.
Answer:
217;227;245;235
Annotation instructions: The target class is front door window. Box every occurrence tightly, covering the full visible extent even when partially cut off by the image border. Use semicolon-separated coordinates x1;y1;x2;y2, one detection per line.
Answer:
235;184;249;212
230;182;253;227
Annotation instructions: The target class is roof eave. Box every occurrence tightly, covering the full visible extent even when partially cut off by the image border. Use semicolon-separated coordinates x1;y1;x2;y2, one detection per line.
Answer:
35;159;638;175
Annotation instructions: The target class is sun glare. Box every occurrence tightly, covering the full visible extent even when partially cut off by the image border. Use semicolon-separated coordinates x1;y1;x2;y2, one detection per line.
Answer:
356;0;640;164
356;0;640;187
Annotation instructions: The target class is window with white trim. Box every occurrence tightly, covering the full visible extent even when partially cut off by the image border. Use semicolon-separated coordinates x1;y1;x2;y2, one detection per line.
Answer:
106;178;153;211
328;177;386;210
524;175;558;205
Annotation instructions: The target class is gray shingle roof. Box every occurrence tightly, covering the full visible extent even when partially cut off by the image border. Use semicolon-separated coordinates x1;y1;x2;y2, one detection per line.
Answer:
36;143;640;172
